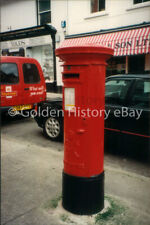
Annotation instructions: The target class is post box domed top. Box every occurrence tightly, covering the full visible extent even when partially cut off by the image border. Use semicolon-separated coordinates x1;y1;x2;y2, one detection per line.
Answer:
55;44;114;65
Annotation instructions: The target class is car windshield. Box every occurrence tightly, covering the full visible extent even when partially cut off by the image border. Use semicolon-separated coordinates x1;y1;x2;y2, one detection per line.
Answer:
105;79;131;105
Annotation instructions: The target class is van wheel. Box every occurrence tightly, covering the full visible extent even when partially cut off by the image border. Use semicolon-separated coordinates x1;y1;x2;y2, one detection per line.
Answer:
43;117;63;141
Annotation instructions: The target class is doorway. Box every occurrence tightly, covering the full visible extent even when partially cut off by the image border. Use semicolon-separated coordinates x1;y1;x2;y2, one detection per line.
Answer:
128;55;145;74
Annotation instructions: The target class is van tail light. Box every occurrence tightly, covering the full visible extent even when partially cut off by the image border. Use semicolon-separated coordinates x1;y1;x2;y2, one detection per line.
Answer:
33;103;38;111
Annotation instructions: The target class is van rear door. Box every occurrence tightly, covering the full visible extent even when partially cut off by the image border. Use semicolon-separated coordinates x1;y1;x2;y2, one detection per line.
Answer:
21;58;46;107
0;61;22;107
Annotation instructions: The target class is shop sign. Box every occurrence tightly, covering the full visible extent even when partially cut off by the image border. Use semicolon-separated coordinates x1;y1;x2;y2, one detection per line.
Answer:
111;38;150;49
10;40;26;48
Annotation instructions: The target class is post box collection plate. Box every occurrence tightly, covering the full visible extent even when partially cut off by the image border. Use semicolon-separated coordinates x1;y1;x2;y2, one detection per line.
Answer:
64;88;75;111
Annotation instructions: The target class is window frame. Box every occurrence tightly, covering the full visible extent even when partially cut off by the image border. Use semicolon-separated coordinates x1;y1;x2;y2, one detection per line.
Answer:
0;62;19;85
91;0;106;13
38;0;51;25
133;0;150;4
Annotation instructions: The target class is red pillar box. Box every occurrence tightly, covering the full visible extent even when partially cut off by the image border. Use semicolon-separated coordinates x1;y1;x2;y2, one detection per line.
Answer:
55;44;114;215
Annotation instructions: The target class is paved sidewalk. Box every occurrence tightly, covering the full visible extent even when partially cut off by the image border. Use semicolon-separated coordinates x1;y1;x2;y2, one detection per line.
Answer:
2;133;150;225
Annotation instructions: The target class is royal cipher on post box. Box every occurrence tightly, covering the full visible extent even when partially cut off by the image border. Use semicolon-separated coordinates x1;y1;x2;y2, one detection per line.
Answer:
55;44;114;215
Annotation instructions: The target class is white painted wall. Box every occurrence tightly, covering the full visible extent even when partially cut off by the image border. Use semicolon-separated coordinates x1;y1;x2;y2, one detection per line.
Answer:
1;0;37;32
51;0;68;40
2;0;149;36
63;0;150;35
52;0;150;85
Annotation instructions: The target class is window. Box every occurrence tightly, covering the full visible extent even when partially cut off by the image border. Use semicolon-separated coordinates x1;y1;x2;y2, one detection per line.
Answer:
0;63;19;84
105;79;131;105
91;0;105;13
38;0;51;25
23;64;40;84
130;80;150;109
133;0;150;4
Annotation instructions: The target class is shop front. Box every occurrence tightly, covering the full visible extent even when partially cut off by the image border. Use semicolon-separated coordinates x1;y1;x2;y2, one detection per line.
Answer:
61;23;150;76
0;25;58;92
1;39;54;83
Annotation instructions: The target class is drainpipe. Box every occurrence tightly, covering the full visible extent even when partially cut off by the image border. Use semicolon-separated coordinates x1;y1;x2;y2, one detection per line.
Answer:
36;0;39;26
52;33;57;88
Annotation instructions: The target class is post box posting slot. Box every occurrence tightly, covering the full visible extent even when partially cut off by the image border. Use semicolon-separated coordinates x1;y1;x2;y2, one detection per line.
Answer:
63;73;79;79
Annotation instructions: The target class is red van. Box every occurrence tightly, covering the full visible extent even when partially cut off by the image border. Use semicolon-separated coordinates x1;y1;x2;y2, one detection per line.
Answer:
0;56;46;114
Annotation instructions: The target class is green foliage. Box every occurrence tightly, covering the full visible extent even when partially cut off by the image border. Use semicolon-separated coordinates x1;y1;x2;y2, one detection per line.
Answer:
95;195;125;224
44;195;62;209
60;214;69;222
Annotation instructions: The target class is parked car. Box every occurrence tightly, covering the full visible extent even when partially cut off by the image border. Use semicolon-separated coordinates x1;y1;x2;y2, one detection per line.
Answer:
35;98;63;141
0;56;46;114
34;74;150;160
104;74;150;160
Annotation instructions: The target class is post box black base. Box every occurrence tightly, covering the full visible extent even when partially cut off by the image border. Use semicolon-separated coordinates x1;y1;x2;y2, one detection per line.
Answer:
62;171;104;215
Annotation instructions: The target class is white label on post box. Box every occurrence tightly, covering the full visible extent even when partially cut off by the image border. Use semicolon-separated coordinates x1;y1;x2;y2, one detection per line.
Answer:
64;88;75;111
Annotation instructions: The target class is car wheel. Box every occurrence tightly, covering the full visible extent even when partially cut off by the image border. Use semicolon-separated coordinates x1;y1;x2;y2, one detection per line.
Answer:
43;117;63;141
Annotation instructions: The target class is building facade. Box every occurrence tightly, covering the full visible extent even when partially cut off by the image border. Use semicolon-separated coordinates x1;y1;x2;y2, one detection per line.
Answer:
1;0;150;90
1;0;56;85
60;0;150;76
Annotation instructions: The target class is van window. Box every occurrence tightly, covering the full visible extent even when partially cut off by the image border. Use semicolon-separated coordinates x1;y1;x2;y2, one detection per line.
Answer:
0;63;19;84
23;63;40;84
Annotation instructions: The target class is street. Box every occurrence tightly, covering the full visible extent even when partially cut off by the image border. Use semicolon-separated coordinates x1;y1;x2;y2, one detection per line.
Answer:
1;116;150;225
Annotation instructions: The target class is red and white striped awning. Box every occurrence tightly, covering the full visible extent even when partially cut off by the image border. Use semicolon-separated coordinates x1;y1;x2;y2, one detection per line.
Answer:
60;27;150;56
